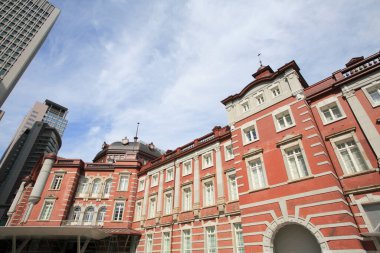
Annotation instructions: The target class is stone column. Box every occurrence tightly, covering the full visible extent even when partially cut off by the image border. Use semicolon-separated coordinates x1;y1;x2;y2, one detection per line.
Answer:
29;154;56;204
344;90;380;165
156;170;164;223
215;146;226;213
173;163;181;221
141;176;150;221
193;156;200;217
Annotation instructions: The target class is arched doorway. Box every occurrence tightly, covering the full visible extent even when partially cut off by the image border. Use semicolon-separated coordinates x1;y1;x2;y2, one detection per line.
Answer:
273;223;321;253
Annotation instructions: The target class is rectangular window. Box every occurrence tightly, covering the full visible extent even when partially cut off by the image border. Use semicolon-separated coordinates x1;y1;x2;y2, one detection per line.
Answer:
285;146;309;180
39;201;54;220
335;138;369;174
241;102;249;112
256;94;265;105
363;203;380;231
166;167;174;181
162;232;171;253
148;197;157;218
182;229;191;253
183;160;192;176
204;181;215;206
146;234;153;253
138;178;145;192
118;175;129;191
275;110;294;130
320;102;344;123
248;158;267;190
50;174;63;190
151;173;159;187
225;144;234;161
243;125;258;144
365;83;380;106
113;202;124;221
205;226;217;253
203;153;213;168
234;223;245;253
228;174;239;201
182;187;192;211
271;86;281;97
135;201;142;221
164;192;173;215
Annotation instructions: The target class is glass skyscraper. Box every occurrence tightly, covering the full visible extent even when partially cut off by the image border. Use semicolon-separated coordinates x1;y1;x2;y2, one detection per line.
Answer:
0;0;60;107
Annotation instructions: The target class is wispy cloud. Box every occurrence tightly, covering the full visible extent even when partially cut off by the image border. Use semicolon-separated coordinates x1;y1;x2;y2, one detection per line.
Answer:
1;0;379;162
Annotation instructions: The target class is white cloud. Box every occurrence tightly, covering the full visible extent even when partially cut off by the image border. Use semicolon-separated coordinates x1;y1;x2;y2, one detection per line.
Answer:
1;0;379;162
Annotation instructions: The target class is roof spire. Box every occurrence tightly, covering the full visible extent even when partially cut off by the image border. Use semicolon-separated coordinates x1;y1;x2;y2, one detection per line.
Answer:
258;52;263;67
134;122;140;142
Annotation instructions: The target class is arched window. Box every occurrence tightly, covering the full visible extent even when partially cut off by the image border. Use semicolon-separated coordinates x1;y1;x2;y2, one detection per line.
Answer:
91;179;101;196
83;207;94;223
104;179;112;197
71;206;81;221
97;207;106;224
78;177;89;195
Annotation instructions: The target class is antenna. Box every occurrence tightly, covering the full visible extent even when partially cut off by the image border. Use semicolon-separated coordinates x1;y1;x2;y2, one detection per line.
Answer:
134;122;140;142
258;53;263;67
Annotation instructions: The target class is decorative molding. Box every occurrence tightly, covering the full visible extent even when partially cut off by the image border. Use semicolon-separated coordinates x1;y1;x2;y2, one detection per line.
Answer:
276;134;302;147
242;148;264;159
325;127;356;140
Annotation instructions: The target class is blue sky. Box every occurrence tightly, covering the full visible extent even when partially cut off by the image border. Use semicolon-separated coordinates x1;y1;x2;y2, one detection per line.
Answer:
0;0;379;162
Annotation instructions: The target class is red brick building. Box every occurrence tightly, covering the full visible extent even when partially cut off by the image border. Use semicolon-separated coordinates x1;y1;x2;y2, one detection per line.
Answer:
1;52;379;253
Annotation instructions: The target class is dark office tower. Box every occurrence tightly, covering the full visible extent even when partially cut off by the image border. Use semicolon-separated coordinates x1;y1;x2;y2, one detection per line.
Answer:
0;0;60;108
0;121;61;225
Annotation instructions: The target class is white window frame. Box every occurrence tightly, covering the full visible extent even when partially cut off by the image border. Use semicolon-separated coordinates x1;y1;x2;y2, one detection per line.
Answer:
233;222;245;253
183;160;192;176
316;97;346;125
164;191;173;215
224;143;234;161
83;206;95;224
241;121;259;145
241;101;250;112
113;201;125;221
273;107;295;132
151;173;159;187
280;140;311;181
118;174;129;191
203;178;215;207
162;231;171;253
254;91;265;106
39;200;55;221
91;178;102;196
145;234;153;253
182;229;192;253
202;152;213;169
205;226;217;253
103;178;112;197
271;85;281;98
77;177;89;196
50;174;64;190
182;185;192;212
227;172;239;201
329;132;372;175
97;206;106;224
362;80;380;107
356;195;380;232
245;153;268;191
166;167;174;182
71;206;81;223
148;196;157;219
134;200;143;221
138;177;145;192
